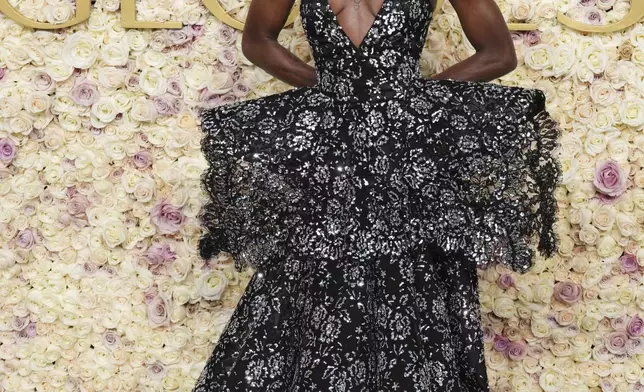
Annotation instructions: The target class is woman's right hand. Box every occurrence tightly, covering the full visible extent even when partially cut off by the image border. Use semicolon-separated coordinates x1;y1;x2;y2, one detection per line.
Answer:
242;0;318;88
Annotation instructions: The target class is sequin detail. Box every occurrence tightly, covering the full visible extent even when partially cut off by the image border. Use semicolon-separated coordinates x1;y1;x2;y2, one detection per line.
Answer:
194;0;562;390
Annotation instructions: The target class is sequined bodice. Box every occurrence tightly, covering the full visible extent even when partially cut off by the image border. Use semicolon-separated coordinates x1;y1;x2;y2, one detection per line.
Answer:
301;0;433;101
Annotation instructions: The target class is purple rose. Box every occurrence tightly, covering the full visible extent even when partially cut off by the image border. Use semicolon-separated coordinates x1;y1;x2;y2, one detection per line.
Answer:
507;341;527;361
125;73;140;91
586;10;604;25
16;229;35;249
148;361;167;379
594;160;627;197
71;80;99;106
151;198;186;234
523;31;541;47
187;24;203;38
17;321;37;339
0;68;6;82
215;24;237;46
606;331;628;354
13;316;30;331
627;337;644;356
0;137;17;164
167;29;191;46
218;47;238;68
153;95;181;115
83;262;98;276
628;315;644;337
553;281;581;304
144;285;159;304
67;194;90;217
167;78;183;97
103;330;120;350
146;242;177;274
232;80;251;98
493;335;509;352
133;150;153;169
579;0;594;5
497;273;515;289
147;294;171;328
620;253;639;273
32;72;55;92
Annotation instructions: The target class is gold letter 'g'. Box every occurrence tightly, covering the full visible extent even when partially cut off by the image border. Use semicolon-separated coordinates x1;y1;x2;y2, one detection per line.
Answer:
0;0;90;29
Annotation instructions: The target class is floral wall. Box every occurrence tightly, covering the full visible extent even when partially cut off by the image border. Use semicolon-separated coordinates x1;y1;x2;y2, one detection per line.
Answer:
0;0;643;390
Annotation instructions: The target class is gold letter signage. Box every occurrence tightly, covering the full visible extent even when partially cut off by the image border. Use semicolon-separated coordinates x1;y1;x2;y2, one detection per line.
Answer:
0;0;641;33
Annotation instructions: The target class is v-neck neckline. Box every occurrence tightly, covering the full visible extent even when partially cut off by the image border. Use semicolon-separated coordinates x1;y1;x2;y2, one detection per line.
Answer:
325;0;387;52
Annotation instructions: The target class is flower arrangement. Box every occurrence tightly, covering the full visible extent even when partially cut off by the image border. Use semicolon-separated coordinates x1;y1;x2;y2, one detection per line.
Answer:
0;0;643;390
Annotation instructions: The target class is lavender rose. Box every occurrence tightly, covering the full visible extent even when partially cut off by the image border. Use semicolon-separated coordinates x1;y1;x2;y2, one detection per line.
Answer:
493;335;509;352
553;281;581;304
144;285;159;304
0;68;6;81
153;95;181;115
133;150;153;169
523;31;541;47
0;137;17;164
67;194;90;217
71;80;100;106
167;29;192;46
16;229;35;249
620;253;639;274
146;242;176;274
628;315;644;337
605;331;628;355
150;198;186;234
32;72;55;93
13;316;30;331
497;273;515;289
507;341;527;361
594;160;627;197
103;330;121;350
586;9;604;25
148;361;168;379
147;294;172;328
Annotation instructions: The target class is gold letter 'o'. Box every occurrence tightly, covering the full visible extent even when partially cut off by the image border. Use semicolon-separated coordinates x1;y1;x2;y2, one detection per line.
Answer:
203;0;299;30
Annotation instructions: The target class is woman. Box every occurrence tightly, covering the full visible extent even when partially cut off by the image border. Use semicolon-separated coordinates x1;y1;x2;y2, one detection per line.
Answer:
195;0;561;390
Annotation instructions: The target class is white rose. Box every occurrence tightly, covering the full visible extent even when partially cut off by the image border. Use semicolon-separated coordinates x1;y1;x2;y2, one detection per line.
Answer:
583;131;606;156
579;224;600;245
620;99;644;127
44;2;74;24
582;44;608;74
524;44;553;71
196;270;229;301
552;45;577;77
126;30;150;52
589;80;617;106
91;97;118;123
45;61;74;82
129;98;158;122
616;213;638;238
511;0;535;21
139;68;167;96
141;50;167;68
8;111;34;135
0;248;15;269
62;32;97;69
101;43;129;66
185;63;212;90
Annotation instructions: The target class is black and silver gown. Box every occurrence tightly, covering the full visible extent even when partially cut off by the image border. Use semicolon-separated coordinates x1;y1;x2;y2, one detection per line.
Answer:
194;0;562;390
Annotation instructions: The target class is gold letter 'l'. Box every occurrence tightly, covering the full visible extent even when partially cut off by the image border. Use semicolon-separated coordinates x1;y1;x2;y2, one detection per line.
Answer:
0;0;90;29
121;0;182;28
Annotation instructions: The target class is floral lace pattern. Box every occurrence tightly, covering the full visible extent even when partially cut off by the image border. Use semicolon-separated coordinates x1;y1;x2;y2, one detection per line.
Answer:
195;0;562;390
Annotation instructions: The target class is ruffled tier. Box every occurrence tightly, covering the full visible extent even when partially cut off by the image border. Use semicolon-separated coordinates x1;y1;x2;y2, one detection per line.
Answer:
197;78;562;274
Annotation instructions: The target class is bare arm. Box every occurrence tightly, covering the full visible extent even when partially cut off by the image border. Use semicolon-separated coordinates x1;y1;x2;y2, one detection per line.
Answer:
430;0;518;82
242;0;317;87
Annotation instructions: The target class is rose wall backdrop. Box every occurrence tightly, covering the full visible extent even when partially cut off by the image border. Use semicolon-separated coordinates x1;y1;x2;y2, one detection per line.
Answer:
0;0;643;390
